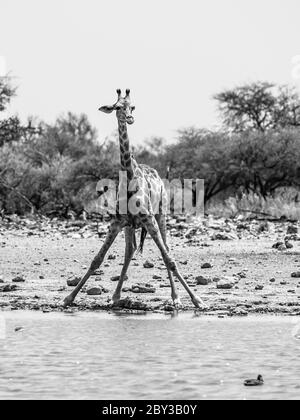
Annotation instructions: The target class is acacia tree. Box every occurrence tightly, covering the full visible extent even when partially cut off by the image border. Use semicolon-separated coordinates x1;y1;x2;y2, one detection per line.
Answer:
215;82;300;132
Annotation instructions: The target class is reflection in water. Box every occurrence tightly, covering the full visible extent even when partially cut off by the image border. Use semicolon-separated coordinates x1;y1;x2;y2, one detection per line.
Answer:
0;312;299;400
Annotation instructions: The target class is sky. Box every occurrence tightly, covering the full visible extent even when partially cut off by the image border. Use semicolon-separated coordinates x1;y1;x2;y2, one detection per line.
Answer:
1;0;300;144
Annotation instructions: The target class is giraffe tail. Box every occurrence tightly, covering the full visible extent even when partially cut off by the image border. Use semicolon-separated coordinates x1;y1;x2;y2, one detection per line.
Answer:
137;228;147;254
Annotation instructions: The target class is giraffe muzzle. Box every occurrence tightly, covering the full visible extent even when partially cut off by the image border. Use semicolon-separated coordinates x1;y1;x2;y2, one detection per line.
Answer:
126;116;135;125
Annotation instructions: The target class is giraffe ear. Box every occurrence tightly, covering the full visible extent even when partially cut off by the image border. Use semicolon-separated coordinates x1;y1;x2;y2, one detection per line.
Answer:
99;105;115;114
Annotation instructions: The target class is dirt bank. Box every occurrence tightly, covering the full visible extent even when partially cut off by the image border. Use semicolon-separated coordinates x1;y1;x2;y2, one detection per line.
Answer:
1;215;300;316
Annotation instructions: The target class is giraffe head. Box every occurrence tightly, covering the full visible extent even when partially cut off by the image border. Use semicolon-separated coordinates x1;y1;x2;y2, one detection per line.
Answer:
99;89;135;125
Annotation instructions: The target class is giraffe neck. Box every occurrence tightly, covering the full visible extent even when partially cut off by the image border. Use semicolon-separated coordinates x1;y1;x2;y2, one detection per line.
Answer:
118;119;134;179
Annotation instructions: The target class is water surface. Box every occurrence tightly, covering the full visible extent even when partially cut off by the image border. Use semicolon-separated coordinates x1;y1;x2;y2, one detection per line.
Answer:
0;311;299;400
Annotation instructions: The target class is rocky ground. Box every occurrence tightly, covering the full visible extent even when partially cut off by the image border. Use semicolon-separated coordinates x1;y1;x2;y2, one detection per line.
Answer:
1;214;300;316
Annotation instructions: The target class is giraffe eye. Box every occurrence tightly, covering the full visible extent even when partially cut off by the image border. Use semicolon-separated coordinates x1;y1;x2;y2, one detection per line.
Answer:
131;106;136;111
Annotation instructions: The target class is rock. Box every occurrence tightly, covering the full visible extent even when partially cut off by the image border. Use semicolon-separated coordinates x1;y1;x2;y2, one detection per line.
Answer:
270;278;276;283
108;254;116;260
12;276;25;283
216;276;236;290
272;241;288;251
211;232;237;241
67;277;81;287
153;275;162;280
196;276;212;286
255;285;264;291
87;287;102;296
291;272;300;278
201;262;213;269
115;298;148;311
111;275;128;282
0;284;18;292
278;244;287;251
287;225;298;235
131;285;156;294
91;269;104;276
0;278;4;283
285;241;294;249
143;260;154;269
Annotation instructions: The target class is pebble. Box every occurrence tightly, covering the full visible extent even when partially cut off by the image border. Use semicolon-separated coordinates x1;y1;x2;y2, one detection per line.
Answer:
196;276;212;286
291;272;300;278
67;277;81;287
201;263;213;269
131;285;156;294
87;287;102;296
143;261;155;269
111;275;128;282
0;284;17;293
12;276;25;283
216;276;236;290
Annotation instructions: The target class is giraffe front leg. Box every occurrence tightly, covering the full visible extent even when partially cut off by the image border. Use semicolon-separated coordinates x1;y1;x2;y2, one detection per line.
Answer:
63;222;122;307
156;214;182;308
112;227;136;305
142;216;207;310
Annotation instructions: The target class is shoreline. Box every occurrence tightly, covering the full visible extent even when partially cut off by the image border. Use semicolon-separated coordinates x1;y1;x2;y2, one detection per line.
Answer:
1;216;300;317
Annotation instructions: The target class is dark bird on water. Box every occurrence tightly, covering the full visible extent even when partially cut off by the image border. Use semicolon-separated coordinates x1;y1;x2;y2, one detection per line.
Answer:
244;375;264;387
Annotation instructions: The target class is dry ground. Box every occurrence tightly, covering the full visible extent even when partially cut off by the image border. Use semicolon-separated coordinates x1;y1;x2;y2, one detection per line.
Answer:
1;217;300;316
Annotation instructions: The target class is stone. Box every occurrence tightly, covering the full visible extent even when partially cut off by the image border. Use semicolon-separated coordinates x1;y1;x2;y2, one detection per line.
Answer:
201;262;213;269
216;276;236;290
67;277;81;287
211;232;237;241
270;278;276;283
131;285;156;294
143;260;154;269
255;285;264;291
91;269;104;276
0;284;18;292
287;225;298;235
115;298;148;311
87;287;102;296
196;276;212;286
291;272;300;278
111;275;128;282
285;242;294;249
12;276;25;283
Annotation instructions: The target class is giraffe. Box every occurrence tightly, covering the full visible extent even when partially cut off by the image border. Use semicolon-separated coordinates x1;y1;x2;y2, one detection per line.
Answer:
63;89;207;310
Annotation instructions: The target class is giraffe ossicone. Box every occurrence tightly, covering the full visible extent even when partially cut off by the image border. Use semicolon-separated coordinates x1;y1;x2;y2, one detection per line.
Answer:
63;89;207;310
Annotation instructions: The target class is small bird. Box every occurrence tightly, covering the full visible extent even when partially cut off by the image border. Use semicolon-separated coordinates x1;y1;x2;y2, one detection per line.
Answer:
244;375;264;387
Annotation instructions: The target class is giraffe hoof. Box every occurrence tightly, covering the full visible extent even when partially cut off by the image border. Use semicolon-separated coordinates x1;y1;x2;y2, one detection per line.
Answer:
112;295;121;306
173;298;183;309
192;296;208;310
63;295;74;308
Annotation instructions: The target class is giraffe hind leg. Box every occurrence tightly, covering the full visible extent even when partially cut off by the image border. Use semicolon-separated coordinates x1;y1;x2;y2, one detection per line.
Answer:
143;215;207;310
